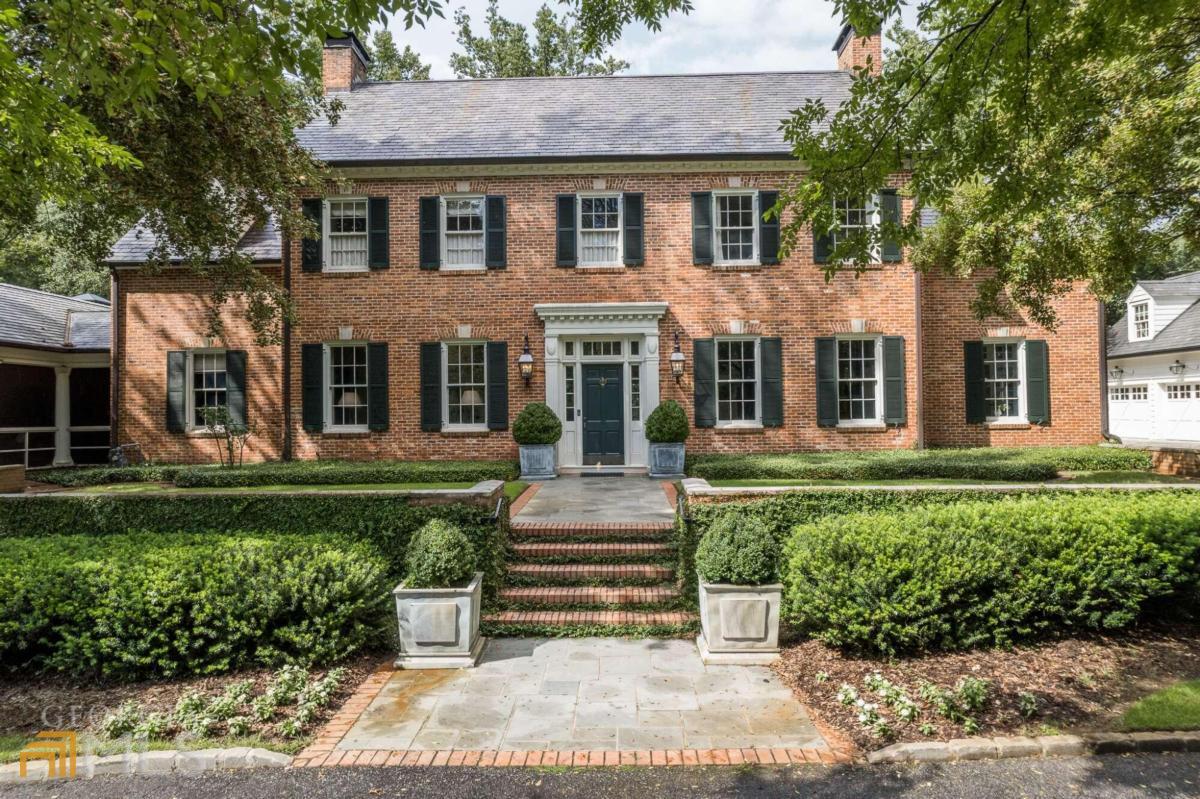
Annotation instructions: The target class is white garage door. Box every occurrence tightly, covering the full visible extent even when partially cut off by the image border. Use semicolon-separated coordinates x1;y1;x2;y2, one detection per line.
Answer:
1108;385;1153;440
1159;383;1200;443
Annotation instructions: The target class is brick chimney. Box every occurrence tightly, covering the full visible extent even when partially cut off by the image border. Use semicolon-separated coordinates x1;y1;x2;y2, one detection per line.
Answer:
322;33;370;93
833;23;882;75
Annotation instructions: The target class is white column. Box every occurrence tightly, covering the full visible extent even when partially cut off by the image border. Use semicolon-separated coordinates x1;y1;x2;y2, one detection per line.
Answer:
543;335;567;465
53;365;73;466
639;333;661;468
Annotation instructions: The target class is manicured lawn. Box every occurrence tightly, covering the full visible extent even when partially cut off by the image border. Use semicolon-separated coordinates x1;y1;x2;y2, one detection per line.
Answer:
504;481;530;502
706;470;1193;488
1058;470;1194;484
1119;680;1200;731
0;734;27;765
71;482;477;494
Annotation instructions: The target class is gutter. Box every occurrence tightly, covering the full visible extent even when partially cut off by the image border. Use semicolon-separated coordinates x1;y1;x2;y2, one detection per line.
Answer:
281;233;293;461
1099;300;1109;439
320;152;799;169
914;269;925;449
110;269;121;449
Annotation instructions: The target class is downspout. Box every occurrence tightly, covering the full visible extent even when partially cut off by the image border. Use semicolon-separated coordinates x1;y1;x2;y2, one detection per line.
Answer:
109;269;121;450
913;268;926;449
282;234;293;461
1099;299;1109;440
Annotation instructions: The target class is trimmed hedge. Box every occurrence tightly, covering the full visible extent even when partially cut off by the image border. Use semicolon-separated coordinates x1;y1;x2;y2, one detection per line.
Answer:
404;520;476;588
782;493;1200;655
686;446;1153;482
35;459;519;488
0;533;392;680
695;514;775;585
512;403;563;446
645;400;690;444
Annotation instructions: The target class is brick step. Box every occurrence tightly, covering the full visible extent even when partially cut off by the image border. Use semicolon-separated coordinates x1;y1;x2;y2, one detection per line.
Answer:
498;585;682;607
510;521;675;539
511;541;674;559
484;610;698;627
505;563;674;586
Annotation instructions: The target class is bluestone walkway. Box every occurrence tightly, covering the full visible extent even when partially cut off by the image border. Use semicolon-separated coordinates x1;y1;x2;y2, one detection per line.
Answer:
512;477;676;525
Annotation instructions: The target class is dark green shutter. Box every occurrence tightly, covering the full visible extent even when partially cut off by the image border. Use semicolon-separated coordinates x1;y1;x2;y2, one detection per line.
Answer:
420;342;442;431
760;337;783;427
691;192;713;265
419;197;440;269
485;195;506;268
759;191;780;265
301;199;322;272
367;197;389;269
815;337;838;427
623;192;644;266
693;338;716;428
964;341;986;423
556;194;577;266
813;226;832;264
882;336;906;425
1026;340;1051;424
880;189;901;262
301;344;324;432
166;351;186;432
486;341;508;430
367;342;389;431
225;350;247;427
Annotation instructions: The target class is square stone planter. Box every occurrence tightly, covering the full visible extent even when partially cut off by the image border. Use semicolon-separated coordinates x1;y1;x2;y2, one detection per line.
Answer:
696;580;782;665
518;444;557;480
648;442;686;479
393;571;486;669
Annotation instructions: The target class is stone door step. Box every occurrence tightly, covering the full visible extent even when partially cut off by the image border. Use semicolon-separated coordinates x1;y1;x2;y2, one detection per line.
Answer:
499;586;681;605
484;610;697;627
512;542;673;558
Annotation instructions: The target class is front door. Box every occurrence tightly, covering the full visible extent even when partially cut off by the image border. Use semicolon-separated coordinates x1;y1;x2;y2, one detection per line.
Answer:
582;364;624;465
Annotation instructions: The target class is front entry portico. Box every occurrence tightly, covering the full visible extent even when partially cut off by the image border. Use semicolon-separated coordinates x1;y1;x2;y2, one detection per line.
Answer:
534;302;668;469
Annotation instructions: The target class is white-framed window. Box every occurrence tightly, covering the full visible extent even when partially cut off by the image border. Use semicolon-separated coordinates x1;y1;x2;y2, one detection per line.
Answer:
441;196;486;270
836;337;883;424
831;196;882;262
564;364;576;422
1130;302;1151;340
324;198;369;272
983;339;1026;421
188;350;227;430
630;364;641;421
578;194;622;266
582;340;623;358
443;342;487;429
716;337;760;425
713;191;759;265
1110;385;1148;402
1164;384;1193;401
325;343;369;431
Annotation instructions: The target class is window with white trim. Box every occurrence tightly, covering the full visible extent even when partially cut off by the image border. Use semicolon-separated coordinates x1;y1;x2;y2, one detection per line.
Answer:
1109;386;1150;402
630;364;641;421
836;337;882;423
714;192;758;265
327;343;368;430
1165;384;1193;400
578;195;621;266
983;340;1025;421
325;198;368;271
444;342;487;428
564;364;576;422
832;197;882;262
716;338;759;424
442;197;485;269
1131;302;1150;340
189;350;227;429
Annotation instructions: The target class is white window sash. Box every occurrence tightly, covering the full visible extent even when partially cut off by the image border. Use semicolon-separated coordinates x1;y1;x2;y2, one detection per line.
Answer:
714;336;762;426
576;193;624;267
835;336;884;425
712;191;760;266
186;349;228;432
323;198;369;272
831;195;883;263
440;195;486;270
982;338;1027;423
1129;302;1151;341
442;341;489;431
324;342;370;432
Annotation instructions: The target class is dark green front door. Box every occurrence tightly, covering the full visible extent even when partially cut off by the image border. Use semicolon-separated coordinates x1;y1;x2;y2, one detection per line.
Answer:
582;364;624;465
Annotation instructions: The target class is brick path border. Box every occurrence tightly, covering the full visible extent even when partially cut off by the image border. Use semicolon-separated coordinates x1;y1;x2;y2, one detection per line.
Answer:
508;482;540;518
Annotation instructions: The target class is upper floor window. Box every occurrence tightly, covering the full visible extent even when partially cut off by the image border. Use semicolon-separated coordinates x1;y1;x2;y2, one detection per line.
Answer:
327;343;369;430
837;337;882;424
1131;302;1150;340
832;197;881;262
983;340;1025;421
190;350;227;429
443;196;486;269
444;342;487;429
325;198;368;271
716;337;759;424
579;195;622;266
714;192;758;265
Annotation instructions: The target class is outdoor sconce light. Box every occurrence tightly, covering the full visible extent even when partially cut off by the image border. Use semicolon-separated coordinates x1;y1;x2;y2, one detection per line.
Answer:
1169;360;1187;376
670;331;686;383
518;335;535;384
1108;365;1124;380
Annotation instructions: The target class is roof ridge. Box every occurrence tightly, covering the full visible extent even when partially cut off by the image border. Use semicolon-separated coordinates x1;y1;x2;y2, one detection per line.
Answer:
360;69;849;87
0;282;109;309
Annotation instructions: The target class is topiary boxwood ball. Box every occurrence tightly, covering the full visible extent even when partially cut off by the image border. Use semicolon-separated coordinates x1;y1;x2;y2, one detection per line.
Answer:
404;519;477;588
645;400;690;443
695;513;777;585
512;402;563;445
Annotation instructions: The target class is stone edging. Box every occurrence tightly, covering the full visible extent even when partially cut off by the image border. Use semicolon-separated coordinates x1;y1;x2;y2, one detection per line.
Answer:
0;747;290;783
867;731;1200;764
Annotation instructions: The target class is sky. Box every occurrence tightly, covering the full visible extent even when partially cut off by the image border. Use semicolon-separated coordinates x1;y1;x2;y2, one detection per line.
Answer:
379;0;860;80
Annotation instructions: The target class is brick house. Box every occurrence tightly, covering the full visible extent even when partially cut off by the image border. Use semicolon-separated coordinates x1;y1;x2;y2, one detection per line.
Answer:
106;27;1103;468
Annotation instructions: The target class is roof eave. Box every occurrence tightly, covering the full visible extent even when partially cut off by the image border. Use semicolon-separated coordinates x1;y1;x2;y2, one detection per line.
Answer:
320;152;798;169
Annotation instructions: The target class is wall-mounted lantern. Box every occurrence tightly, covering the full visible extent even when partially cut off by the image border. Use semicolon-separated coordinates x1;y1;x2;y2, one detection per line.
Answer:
1108;365;1124;380
518;335;535;384
670;331;686;383
1169;360;1187;376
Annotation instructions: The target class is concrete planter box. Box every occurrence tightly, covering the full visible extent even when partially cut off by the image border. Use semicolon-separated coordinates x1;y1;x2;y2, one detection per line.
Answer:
393;571;486;669
696;580;782;665
648;442;686;478
518;443;557;480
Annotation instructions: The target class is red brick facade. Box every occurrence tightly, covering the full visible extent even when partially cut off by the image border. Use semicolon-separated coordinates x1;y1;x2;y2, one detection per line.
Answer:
112;170;1102;464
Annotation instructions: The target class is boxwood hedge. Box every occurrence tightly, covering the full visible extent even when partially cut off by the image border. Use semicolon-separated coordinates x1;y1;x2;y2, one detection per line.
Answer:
0;533;392;680
686;446;1153;482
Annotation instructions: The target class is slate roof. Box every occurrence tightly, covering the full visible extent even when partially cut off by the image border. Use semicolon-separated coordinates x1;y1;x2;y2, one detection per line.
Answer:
1137;272;1200;299
0;283;111;352
1109;270;1200;357
108;215;281;265
295;70;853;165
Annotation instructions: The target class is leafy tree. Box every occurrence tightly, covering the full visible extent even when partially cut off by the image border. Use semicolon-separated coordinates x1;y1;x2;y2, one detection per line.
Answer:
368;29;432;80
451;0;629;78
0;205;109;298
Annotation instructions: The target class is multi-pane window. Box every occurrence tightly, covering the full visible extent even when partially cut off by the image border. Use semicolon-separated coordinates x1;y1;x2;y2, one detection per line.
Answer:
443;197;485;268
328;344;368;428
630;364;641;421
1132;302;1150;339
983;341;1023;419
837;338;879;422
327;199;368;270
716;339;758;423
579;195;621;265
582;340;623;357
445;343;487;427
564;365;576;422
715;193;757;264
1165;384;1193;400
191;351;227;428
1109;385;1148;402
832;197;880;261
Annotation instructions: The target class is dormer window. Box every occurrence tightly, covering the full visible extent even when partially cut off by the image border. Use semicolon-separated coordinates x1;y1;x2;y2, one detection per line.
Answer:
1131;302;1150;340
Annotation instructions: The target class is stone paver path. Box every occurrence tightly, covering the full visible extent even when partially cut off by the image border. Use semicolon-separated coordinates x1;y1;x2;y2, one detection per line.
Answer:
333;639;827;753
514;477;675;524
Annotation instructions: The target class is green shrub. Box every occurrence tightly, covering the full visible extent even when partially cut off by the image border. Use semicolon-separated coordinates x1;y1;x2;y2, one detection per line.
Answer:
35;465;185;487
686;446;1153;482
695;514;776;585
404;520;477;588
512;403;562;446
782;492;1200;655
645;400;690;444
0;533;392;680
